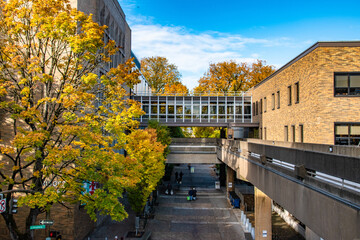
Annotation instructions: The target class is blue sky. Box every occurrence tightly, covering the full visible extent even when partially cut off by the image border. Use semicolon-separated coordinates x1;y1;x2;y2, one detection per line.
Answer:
118;0;360;90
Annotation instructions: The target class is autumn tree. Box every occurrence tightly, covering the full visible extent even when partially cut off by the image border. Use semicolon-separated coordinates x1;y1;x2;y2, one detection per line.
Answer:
125;128;166;215
141;56;182;94
194;60;275;94
246;60;276;89
0;1;165;239
163;82;189;95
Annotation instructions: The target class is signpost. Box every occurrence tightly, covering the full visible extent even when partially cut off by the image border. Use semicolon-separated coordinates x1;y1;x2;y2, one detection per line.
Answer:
39;220;54;225
0;199;6;214
30;225;46;230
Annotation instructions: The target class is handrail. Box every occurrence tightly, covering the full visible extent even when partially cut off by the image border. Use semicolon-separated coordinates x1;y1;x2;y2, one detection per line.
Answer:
132;91;252;97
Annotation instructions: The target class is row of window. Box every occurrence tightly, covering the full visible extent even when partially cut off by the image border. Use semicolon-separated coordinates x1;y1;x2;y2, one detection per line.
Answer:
284;124;304;143
260;123;360;146
253;82;299;116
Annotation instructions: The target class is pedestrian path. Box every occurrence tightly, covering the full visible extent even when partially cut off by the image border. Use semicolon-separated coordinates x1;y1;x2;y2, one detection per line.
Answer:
146;164;246;240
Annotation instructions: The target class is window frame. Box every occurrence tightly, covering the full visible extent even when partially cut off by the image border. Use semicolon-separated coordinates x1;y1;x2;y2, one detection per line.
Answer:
288;85;292;105
277;90;280;109
264;97;267;113
284;125;288;142
334;72;360;97
334;122;360;146
292;125;296;142
295;82;299;104
299;124;304;143
272;93;275;110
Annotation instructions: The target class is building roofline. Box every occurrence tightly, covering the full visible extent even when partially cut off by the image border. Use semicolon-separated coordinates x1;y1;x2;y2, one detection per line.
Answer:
254;41;360;89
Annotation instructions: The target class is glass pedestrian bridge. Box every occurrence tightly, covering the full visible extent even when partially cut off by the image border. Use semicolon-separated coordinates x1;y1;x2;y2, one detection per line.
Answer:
131;92;257;127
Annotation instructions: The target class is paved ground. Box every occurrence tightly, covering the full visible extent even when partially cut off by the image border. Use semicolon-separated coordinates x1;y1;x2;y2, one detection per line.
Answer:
147;164;247;240
86;163;304;240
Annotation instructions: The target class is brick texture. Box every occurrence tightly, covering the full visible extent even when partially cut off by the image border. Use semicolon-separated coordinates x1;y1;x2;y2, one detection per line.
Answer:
252;46;360;145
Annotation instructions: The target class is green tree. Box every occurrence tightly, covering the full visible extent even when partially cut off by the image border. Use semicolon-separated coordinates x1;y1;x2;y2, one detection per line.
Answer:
125;129;166;215
126;120;170;215
0;1;164;239
192;127;220;138
147;120;172;157
141;56;182;94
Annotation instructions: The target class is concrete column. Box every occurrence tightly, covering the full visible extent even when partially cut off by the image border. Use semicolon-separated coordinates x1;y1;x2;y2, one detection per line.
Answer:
226;166;235;192
255;187;272;240
219;163;226;187
305;227;322;240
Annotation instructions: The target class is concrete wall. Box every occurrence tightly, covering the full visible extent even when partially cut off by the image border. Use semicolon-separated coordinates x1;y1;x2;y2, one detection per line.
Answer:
218;139;360;240
251;43;360;145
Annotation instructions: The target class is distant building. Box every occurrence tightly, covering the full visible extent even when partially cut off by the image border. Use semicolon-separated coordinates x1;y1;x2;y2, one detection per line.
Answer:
251;41;360;146
131;51;152;96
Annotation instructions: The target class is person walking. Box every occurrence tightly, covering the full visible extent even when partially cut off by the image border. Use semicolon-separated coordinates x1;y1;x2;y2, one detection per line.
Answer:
175;171;179;183
188;188;193;201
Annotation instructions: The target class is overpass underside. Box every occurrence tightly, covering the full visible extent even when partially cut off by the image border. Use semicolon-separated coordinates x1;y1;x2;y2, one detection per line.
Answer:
167;138;220;164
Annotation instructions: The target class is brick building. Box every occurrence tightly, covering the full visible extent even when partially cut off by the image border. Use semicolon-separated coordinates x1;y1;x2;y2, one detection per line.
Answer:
251;42;360;146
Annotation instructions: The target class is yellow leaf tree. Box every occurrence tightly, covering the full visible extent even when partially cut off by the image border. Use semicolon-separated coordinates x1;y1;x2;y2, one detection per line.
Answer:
0;1;165;239
194;60;275;95
141;56;182;94
163;82;189;95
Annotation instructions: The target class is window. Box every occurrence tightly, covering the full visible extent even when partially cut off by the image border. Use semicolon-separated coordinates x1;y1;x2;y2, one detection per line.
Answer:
253;103;255;116
277;91;280;109
255;101;258;115
299;124;304;143
264;97;267;112
272;93;275;110
288;85;292;105
335;123;360;145
295;82;300;103
335;73;360;96
260;99;263;114
284;126;288;142
292;125;296;142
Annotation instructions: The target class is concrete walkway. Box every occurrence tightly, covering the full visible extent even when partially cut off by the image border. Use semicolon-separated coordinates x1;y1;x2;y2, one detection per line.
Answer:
147;164;246;240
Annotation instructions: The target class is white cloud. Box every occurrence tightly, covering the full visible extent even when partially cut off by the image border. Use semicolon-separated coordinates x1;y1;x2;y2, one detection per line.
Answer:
119;2;295;90
131;24;290;90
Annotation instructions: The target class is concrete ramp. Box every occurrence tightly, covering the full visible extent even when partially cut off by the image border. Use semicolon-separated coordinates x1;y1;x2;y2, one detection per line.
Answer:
167;138;221;164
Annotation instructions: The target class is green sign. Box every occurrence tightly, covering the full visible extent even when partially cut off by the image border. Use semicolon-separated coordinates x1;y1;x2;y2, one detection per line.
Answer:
30;225;46;230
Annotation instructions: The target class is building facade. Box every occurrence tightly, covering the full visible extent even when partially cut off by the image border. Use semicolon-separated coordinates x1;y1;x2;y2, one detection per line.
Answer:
251;42;360;145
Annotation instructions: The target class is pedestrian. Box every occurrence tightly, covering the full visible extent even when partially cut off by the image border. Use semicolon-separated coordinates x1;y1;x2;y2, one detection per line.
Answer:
192;188;197;200
175;171;178;181
179;171;183;179
188;188;193;201
188;163;191;170
166;183;173;195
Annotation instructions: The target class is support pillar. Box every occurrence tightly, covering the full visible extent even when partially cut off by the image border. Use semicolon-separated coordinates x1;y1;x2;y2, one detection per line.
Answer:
255;187;272;240
219;163;226;187
305;227;322;240
226;166;235;193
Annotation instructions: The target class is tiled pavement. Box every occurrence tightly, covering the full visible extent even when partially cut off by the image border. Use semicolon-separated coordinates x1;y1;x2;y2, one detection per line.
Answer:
146;164;246;240
86;164;247;240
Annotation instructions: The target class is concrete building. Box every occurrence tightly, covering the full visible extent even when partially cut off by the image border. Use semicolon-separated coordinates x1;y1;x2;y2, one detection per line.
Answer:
251;41;360;146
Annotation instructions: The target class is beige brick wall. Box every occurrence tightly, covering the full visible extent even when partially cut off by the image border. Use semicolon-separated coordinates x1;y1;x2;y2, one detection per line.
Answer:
252;46;360;145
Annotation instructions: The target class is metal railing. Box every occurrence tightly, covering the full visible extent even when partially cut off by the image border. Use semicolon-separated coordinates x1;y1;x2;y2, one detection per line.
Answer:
132;90;252;97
